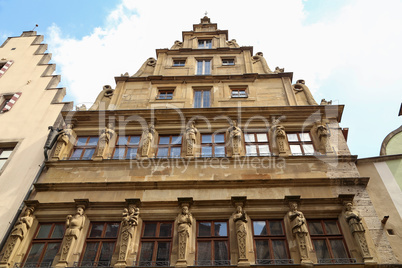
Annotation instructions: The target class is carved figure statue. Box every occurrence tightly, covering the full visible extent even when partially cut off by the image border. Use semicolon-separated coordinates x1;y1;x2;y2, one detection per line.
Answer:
233;206;248;260
121;72;129;77
228;120;242;156
132;57;157;77
97;123;115;157
118;206;140;263
252;52;273;73
292;80;318;105
274;66;285;73
186;121;198;156
320;99;332;105
44;126;63;161
226;39;240;48
60;206;85;262
288;202;312;263
75;104;87;111
171;40;183;50
51;123;75;160
140;123;155;157
317;124;331;153
177;205;193;262
89;85;114;110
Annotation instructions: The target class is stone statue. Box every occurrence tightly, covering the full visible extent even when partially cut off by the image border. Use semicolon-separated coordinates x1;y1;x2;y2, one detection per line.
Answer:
44;126;63;161
132;57;157;77
171;40;183;50
75;104;87;111
252;52;273;74
177;205;192;263
186;121;198;156
233;206;248;261
89;85;114;110
320;99;332;105
292;80;318;105
140;123;155;157
288;202;312;264
226;39;240;48
52;123;75;160
97;123;115;157
274;66;285;73
317;124;331;153
121;72;129;77
228;120;242;156
0;207;34;264
117;206;140;264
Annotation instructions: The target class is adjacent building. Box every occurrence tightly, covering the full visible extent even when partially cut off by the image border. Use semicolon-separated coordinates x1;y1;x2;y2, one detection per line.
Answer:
1;17;400;268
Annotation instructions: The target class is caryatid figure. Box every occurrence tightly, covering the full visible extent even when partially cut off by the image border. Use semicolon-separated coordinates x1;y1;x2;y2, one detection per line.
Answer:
228;120;242;156
97;122;115;157
186;121;198;156
233;206;248;261
140;123;155;157
176;205;193;264
288;202;312;264
117;206;140;264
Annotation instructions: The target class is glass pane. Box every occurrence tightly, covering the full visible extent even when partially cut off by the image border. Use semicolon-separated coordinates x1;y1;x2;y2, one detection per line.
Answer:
313;240;330;260
87;137;99;146
159;223;173;237
117;136;128;146
70;148;83;159
258;145;270;156
113;148;126;159
157;147;169;158
99;242;115;262
81;242;99;262
324;221;340;235
203;90;210;107
303;144;315;155
105;223;119;238
214;222;227;236
330;239;348;259
206;40;212;48
197;241;211;261
214;146;225;157
143;223;157;237
171;136;182;144
308;221;324;235
89;224;104;238
139;242;154;262
244;134;255;143
214;241;228;261
269;221;284;235
214;134;225;143
126;148;138;159
25;243;45;264
76;137;88;146
82;148;95;160
256;133;268;142
287;134;298;142
231;91;239;97
201;146;212;157
246;145;257;156
196;62;203;76
255;240;270;260
36;224;52;238
300;133;311;142
202;135;212;144
170;147;181;158
194;90;202;107
129;136;141;145
156;242;170;262
0;150;12;158
272;240;288;259
159;137;170;145
41;242;61;266
289;145;302;155
51;224;65;238
253;221;267;236
198;222;211;237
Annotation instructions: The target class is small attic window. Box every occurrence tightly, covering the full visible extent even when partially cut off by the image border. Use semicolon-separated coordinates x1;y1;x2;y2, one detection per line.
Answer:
198;39;212;49
173;59;186;67
222;58;235;66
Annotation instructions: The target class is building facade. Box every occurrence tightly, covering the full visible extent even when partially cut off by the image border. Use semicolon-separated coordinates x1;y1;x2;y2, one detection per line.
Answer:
0;17;400;268
0;32;71;247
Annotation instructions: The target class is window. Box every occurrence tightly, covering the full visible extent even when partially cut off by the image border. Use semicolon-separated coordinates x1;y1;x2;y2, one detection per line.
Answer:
196;60;211;75
201;134;225;157
231;88;247;98
0;147;13;170
113;136;140;159
138;222;173;266
0;60;14;78
157;90;174;100
196;221;229;266
222;59;235;66
194;90;210;108
252;220;291;265
156;135;182;158
173;60;186;67
80;222;119;267
23;223;65;268
198;40;212;49
244;133;270;156
0;95;12;111
287;133;315;155
1;92;22;113
308;220;351;264
70;136;99;160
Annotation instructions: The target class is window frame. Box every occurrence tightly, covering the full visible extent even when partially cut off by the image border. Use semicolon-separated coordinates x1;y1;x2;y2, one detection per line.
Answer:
156;135;182;158
0;94;13;111
287;132;315;156
222;58;235;66
172;59;186;67
198;39;212;49
193;89;211;108
200;133;226;157
244;133;270;156
112;135;141;159
196;59;212;75
69;136;99;160
230;88;248;98
156;90;174;100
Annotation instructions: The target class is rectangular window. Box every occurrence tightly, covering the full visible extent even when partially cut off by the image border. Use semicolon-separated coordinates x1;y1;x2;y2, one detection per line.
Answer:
222;59;235;66
173;60;186;67
70;136;99;160
308;219;352;264
244;133;270;156
196;221;229;266
0;92;21;113
23;223;65;268
156;135;182;158
196;60;211;75
252;220;291;264
80;222;119;267
138;222;173;266
198;40;212;49
287;133;315;156
201;134;225;157
0;95;12;111
113;136;140;159
0;147;13;170
231;88;247;98
194;90;211;108
157;90;174;100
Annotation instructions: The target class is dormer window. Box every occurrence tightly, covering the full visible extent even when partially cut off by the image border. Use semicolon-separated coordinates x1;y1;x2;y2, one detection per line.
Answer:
198;39;212;49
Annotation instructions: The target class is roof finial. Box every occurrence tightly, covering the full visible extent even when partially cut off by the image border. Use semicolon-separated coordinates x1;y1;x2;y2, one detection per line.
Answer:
204;11;208;16
32;24;38;31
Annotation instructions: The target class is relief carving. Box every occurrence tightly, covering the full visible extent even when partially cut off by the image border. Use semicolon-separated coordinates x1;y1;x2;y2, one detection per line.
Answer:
116;206;140;265
317;124;332;154
292;80;318;106
97;123;115;158
228;120;242;156
271;119;287;155
186;121;198;156
89;85;114;110
233;206;248;261
140;123;155;157
176;205;193;265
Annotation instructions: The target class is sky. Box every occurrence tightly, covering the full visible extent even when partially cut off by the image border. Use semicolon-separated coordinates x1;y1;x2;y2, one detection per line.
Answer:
0;0;401;158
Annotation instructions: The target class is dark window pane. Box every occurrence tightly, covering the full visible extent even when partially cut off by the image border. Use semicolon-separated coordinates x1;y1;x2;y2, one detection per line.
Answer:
324;221;340;235
157;147;169;158
194;91;202;107
272;240;288;259
253;221;267;236
129;136;141;145
156;242;170;262
70;148;83;159
139;242;154;262
126;148;137;159
76;137;88;146
255;240;270;260
41;242;61;265
203;90;210;107
201;146;212;157
197;241;211;261
82;148;95;160
51;224;65;238
269;221;284;235
87;137;99;146
202;135;212;144
214;146;225;157
89;224;104;238
159;137;170;144
113;148;126;159
36;224;52;238
204;61;211;75
143;223;157;237
159;223;172;237
313;240;330;260
105;223;119;238
170;147;181;158
25;243;45;264
198;222;211;237
330;239;348;259
309;221;324;235
171;136;182;144
117;136;128;146
99;242;115;262
81;242;99;262
214;241;228;261
214;222;227;236
214;134;224;143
